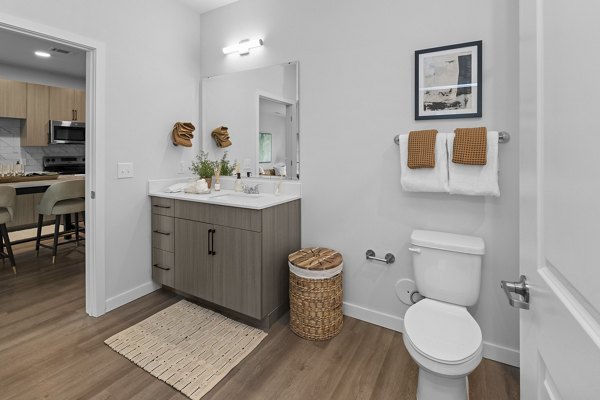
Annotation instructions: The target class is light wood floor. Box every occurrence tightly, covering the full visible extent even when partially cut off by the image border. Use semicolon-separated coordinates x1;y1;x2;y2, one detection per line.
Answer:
0;242;519;400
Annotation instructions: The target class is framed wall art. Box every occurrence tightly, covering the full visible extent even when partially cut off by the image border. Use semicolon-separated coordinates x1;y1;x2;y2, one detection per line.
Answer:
415;40;482;120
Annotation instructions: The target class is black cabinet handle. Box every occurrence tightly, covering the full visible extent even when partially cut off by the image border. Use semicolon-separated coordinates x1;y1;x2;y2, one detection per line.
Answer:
153;264;171;271
153;230;170;236
208;229;212;255
75;109;78;120
211;229;216;255
153;204;171;209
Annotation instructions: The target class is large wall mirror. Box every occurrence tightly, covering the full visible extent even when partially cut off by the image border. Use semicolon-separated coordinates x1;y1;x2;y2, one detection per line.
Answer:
202;61;299;180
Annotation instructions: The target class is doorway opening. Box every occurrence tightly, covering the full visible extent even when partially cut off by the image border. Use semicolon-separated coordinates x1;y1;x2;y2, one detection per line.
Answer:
0;15;105;316
257;93;299;179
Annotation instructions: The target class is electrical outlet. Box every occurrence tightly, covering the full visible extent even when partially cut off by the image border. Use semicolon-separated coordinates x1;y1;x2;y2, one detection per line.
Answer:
117;162;134;179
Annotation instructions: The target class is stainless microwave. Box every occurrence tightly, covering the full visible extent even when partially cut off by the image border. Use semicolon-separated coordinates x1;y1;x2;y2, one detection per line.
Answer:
49;120;86;144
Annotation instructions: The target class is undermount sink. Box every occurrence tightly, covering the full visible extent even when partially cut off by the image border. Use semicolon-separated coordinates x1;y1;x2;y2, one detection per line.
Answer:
210;193;264;201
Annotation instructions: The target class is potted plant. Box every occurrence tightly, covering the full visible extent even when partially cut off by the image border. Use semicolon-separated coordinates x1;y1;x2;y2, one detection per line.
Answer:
190;151;217;188
218;151;236;177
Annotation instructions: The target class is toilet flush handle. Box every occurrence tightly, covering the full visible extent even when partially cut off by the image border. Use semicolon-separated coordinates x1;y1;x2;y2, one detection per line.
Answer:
408;247;421;254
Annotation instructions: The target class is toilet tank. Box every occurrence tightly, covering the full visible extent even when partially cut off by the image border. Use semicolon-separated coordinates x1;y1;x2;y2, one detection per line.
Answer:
410;230;485;307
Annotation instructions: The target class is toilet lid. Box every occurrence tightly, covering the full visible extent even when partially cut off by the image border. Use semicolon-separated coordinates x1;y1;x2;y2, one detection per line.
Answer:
404;299;482;364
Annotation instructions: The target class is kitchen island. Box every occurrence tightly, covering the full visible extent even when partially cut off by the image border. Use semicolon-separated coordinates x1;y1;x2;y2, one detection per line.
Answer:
0;175;85;241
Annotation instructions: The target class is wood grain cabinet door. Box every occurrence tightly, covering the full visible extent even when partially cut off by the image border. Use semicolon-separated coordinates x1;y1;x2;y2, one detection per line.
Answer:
5;194;34;229
21;83;50;147
48;87;86;122
73;89;85;122
174;218;213;302
0;79;26;118
211;225;262;319
49;87;74;121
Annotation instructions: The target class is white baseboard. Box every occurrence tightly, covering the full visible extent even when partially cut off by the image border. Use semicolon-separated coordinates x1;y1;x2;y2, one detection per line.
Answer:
105;281;160;312
483;341;520;367
343;301;520;368
343;301;404;332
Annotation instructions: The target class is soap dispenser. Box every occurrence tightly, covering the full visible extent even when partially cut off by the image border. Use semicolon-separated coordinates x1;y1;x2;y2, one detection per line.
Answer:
234;172;243;192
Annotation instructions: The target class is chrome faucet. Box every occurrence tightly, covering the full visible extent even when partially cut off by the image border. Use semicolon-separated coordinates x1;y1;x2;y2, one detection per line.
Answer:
243;184;260;194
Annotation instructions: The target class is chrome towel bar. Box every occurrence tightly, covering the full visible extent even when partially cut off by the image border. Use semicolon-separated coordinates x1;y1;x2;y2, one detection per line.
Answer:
393;131;510;145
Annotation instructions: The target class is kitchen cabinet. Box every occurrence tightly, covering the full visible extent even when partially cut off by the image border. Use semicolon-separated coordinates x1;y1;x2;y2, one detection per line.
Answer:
150;196;301;327
6;194;34;229
49;87;85;122
21;83;50;147
0;79;26;119
5;192;54;230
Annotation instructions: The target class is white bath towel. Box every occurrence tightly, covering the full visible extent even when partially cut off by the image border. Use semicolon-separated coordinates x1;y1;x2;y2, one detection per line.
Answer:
447;131;500;196
399;133;449;193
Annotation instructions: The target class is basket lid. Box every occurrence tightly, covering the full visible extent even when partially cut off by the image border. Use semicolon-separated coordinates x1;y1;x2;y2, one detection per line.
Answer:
288;247;343;271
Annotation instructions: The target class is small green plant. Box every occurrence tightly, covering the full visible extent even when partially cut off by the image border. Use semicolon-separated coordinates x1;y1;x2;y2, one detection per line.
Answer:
218;151;236;177
190;151;217;179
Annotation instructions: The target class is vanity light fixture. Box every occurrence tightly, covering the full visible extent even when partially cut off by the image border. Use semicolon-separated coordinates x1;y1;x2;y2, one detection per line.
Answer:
222;38;263;56
34;51;51;58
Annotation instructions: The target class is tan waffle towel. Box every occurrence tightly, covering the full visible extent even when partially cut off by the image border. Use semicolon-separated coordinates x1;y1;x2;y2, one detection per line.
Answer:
407;129;438;169
452;127;487;165
211;126;232;148
172;122;195;147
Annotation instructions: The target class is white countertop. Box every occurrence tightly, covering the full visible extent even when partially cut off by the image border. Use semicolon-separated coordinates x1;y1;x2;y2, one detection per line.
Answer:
0;175;84;188
148;176;301;210
149;189;301;210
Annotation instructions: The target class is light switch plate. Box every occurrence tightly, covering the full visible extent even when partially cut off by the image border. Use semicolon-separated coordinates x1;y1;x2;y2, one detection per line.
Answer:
117;162;134;179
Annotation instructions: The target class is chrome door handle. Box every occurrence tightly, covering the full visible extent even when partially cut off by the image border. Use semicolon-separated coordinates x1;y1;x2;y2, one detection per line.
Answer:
501;275;530;310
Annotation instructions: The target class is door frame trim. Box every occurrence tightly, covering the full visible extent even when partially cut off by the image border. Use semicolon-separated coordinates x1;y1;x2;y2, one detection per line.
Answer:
0;12;107;316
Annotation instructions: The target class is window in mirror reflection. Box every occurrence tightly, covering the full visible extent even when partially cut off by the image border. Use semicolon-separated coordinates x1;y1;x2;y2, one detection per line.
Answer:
259;133;272;163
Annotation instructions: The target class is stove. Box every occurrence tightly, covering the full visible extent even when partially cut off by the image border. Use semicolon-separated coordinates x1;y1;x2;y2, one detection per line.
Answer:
43;156;85;175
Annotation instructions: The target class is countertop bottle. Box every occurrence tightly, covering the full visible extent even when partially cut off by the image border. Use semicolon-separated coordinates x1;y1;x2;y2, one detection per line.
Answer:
234;173;243;192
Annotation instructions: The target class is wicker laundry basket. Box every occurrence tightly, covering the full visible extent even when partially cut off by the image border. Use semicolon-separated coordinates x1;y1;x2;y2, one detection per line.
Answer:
288;247;343;340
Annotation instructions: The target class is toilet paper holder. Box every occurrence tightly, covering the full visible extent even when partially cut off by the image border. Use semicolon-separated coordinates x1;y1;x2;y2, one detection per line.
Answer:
366;249;395;264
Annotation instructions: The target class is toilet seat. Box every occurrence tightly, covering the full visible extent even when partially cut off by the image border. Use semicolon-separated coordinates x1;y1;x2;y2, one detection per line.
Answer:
404;298;482;365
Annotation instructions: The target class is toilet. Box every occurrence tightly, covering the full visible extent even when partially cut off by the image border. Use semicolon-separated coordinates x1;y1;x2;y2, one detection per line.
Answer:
403;230;485;400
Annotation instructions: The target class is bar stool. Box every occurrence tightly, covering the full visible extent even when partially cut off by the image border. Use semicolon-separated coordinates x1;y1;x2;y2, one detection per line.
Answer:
0;186;17;274
35;180;85;264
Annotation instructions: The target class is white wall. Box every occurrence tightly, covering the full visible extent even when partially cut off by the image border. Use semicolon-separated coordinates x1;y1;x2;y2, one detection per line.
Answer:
0;0;202;308
200;0;520;365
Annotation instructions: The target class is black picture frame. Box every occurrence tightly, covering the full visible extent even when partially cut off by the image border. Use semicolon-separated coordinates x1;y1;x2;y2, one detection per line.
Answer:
415;40;482;120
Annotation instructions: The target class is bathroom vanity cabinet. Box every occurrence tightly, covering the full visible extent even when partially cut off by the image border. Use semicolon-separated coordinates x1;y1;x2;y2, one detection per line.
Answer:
150;195;301;327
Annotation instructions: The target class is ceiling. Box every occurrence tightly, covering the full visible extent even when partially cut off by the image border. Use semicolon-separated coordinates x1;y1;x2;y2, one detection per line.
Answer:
0;28;86;79
0;1;237;79
177;0;238;14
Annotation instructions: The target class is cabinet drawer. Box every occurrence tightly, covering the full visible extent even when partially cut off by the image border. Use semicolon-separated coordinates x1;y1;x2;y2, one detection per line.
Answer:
151;197;174;217
152;248;174;287
152;214;174;252
175;200;261;232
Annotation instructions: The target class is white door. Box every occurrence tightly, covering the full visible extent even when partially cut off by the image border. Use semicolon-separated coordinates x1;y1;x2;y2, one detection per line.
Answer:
515;1;600;398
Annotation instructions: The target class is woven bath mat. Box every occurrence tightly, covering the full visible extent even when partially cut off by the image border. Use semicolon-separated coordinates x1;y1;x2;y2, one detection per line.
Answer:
105;300;267;399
